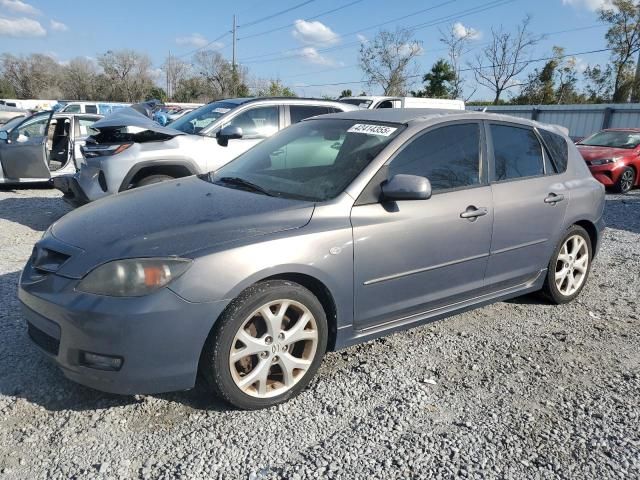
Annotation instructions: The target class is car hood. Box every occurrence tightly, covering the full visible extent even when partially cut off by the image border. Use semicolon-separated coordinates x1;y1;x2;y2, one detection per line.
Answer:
90;106;185;137
576;144;633;161
49;176;314;278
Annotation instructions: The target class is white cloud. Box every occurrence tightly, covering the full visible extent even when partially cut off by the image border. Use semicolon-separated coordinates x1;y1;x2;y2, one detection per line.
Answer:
0;0;40;16
300;47;337;66
398;43;423;57
292;19;339;46
175;33;222;49
356;33;368;44
562;0;614;11
0;16;45;37
50;19;68;32
453;22;481;40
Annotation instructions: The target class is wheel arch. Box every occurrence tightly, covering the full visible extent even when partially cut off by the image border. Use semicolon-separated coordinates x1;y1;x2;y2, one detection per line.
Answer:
118;159;200;191
573;219;599;256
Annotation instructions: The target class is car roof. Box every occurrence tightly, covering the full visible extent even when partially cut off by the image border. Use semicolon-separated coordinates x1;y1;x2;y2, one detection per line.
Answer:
209;97;356;107
602;128;640;133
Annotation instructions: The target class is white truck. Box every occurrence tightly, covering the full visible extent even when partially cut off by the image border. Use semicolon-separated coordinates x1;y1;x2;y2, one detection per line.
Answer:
338;96;465;110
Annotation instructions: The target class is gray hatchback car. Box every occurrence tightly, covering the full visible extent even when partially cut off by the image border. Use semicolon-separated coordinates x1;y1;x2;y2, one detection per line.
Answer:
19;109;605;409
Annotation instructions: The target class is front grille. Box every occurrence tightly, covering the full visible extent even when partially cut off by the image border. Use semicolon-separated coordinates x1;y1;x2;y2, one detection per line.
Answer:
27;322;60;356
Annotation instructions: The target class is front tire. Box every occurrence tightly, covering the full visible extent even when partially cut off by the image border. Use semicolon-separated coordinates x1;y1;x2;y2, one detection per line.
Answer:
135;174;175;188
541;225;592;304
612;166;635;194
201;280;328;410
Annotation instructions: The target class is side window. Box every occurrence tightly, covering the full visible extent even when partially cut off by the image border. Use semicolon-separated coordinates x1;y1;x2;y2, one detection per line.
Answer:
538;128;568;173
64;104;81;113
13;114;49;142
376;100;394;109
490;124;544;181
290;105;329;124
77;118;99;137
227;106;279;138
389;123;481;191
84;104;98;114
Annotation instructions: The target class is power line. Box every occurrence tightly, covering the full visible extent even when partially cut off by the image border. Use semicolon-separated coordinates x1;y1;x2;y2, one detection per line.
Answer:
174;31;231;59
290;47;612;88
239;0;316;28
238;0;364;41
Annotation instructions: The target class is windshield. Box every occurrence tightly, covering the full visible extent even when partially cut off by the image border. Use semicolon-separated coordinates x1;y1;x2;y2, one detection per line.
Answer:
0;115;28;132
339;98;372;108
579;130;640;149
170;101;239;134
210;118;404;201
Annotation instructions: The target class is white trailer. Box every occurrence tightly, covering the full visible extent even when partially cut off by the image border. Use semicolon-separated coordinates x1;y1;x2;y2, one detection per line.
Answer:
339;96;465;110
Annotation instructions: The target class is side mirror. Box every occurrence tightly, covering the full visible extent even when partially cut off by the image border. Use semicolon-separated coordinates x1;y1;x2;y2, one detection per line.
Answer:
0;131;7;141
381;174;432;201
217;125;243;147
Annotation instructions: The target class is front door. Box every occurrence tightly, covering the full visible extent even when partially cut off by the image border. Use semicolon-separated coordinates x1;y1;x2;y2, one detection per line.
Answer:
351;122;493;329
485;122;570;288
0;111;53;179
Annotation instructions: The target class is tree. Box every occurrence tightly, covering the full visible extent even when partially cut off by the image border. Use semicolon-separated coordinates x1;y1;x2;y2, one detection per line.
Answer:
470;16;539;104
440;23;478;99
413;59;456;98
255;80;296;97
359;28;422;95
60;57;101;100
1;53;62;99
599;0;640;102
193;50;249;99
583;64;614;102
162;55;190;100
146;86;167;102
98;49;154;102
0;77;15;98
173;77;211;103
340;89;353;97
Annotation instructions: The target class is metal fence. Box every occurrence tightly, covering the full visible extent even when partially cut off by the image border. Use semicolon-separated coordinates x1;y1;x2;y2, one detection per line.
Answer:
466;103;640;138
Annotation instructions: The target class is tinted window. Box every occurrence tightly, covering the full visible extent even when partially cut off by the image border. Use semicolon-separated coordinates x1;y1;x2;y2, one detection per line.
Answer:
389;123;481;191
170;101;239;134
13;113;49;141
85;104;98;114
226;106;278;138
290;105;329;124
539;129;568;173
491;125;544;181
64;104;81;113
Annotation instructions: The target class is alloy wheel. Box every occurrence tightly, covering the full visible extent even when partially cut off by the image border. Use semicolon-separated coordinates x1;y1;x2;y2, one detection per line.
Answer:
229;299;318;398
555;234;589;296
620;169;634;192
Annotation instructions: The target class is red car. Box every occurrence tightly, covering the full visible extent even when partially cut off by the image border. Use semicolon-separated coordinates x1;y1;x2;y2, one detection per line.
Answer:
576;128;640;193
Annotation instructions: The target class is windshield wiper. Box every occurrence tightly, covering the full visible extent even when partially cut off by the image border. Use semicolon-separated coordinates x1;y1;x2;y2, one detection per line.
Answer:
216;176;275;196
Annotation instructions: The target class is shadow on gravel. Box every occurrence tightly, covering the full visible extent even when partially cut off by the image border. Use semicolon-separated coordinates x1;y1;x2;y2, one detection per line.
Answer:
604;194;640;235
0;195;71;231
0;270;231;413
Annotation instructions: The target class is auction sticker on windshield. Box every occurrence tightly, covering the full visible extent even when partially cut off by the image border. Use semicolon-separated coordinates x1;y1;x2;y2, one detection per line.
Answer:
348;124;398;136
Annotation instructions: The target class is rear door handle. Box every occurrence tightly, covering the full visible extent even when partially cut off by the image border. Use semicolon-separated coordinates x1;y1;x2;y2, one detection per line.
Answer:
460;206;488;220
544;193;565;204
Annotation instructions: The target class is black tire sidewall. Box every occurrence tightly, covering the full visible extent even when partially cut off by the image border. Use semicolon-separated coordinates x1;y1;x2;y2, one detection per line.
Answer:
202;280;328;410
543;225;593;304
614;167;635;193
136;175;175;187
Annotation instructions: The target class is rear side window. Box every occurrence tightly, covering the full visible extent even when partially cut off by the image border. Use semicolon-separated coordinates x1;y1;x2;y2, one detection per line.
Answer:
64;104;81;113
85;104;98;114
491;124;544;181
389;123;481;191
290;105;331;124
538;128;569;173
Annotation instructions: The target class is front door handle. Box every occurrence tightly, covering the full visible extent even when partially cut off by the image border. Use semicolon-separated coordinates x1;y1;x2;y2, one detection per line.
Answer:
544;193;565;204
460;206;488;220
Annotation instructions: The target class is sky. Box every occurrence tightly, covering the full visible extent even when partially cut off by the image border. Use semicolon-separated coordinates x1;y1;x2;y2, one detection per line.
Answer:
0;0;617;100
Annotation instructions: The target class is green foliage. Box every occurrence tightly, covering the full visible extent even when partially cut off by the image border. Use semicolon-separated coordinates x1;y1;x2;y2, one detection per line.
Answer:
340;89;352;97
146;86;167;102
413;59;456;98
256;80;297;97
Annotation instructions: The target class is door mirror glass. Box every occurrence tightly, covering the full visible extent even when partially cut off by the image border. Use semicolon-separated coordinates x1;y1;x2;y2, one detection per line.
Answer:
217;125;243;147
0;131;7;141
382;174;432;201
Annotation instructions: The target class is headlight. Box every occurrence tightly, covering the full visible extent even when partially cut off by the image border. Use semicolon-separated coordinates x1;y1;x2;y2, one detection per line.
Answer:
590;157;622;166
77;258;192;297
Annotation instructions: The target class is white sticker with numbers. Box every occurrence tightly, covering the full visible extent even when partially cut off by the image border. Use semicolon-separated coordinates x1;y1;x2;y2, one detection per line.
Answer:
347;124;397;136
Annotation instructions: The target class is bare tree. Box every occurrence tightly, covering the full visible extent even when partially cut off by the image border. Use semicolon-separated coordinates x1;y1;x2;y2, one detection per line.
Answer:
599;0;640;102
1;53;62;99
193;50;249;99
98;50;154;102
470;16;539;104
440;24;477;100
359;28;422;96
60;57;100;100
162;55;190;100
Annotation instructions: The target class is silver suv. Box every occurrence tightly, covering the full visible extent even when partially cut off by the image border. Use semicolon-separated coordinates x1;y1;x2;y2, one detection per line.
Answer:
55;97;357;205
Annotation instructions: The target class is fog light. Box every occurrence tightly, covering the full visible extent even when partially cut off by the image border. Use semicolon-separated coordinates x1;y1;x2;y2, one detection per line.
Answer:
81;351;123;371
98;171;108;192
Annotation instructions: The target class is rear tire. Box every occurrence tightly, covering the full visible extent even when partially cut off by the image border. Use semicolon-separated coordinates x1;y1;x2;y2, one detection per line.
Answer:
201;280;328;410
135;174;175;188
612;166;635;194
541;225;592;304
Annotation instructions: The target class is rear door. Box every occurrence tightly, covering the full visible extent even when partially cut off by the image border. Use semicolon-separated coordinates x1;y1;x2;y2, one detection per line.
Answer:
485;121;569;289
0;111;53;179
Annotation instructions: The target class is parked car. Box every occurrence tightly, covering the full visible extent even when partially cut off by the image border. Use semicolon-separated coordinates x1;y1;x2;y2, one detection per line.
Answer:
339;95;465;110
19;109;604;409
55;101;130;115
54;97;358;205
576;128;640;193
0;105;28;125
0;111;101;184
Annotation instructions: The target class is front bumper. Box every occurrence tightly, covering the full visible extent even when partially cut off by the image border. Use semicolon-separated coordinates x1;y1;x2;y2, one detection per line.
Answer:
19;265;228;395
587;162;626;187
52;174;90;207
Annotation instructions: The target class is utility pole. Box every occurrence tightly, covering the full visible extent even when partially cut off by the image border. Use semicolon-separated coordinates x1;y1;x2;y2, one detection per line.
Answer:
232;14;237;97
166;50;170;100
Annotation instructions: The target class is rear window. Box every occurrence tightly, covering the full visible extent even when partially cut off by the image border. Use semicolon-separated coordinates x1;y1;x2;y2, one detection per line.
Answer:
538;129;569;173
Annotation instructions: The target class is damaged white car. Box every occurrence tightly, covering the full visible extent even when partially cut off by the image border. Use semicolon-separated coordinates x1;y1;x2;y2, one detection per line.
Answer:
54;97;357;205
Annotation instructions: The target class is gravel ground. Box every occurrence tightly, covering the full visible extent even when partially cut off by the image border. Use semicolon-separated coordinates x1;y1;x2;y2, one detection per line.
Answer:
0;186;638;480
